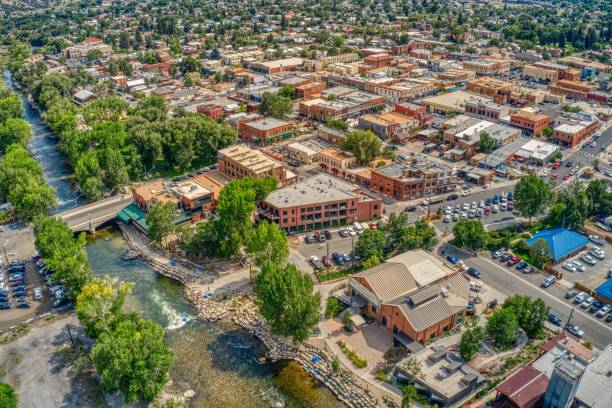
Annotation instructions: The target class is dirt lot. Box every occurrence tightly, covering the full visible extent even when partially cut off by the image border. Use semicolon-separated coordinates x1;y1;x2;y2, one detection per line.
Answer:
0;315;114;408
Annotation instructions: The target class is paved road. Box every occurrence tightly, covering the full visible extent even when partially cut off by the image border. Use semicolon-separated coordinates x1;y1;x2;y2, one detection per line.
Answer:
57;194;133;231
442;245;612;349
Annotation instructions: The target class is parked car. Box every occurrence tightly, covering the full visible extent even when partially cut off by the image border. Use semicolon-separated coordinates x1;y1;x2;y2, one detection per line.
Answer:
588;248;605;260
323;230;332;240
492;250;503;259
447;193;459;201
321;256;332;268
0;302;10;310
573;261;585;272
446;256;460;265
580;254;596;265
596;304;611;318
563;262;577;272
574;292;588;304
548;313;562;326
339;229;349;238
308;256;324;269
580;296;595;309
500;253;513;262
589;301;603;313
566;324;584;338
565;289;578;299
588;235;606;246
541;276;556;288
16;301;30;309
523;265;534;274
347;227;357;237
332;252;344;265
304;234;315;244
405;206;417;212
467;267;481;279
515;261;528;270
606;313;612;323
506;256;521;266
34;287;42;301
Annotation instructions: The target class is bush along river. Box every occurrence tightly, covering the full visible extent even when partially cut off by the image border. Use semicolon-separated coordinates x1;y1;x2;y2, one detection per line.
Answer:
87;228;344;408
3;69;83;213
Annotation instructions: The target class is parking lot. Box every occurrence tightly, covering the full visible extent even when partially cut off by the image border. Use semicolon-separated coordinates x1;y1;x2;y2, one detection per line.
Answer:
297;227;363;269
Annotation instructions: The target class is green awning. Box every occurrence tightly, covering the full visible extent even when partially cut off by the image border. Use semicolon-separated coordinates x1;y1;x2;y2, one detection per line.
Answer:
117;203;149;232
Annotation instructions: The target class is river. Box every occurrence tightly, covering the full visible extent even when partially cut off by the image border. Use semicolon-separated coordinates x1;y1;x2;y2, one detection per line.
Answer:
87;228;343;408
2;69;83;213
3;69;342;407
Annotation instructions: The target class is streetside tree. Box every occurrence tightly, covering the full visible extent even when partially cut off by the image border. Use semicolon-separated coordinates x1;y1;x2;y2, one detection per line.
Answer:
514;174;551;224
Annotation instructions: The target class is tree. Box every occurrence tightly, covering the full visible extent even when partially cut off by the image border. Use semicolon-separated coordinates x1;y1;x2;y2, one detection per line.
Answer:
92;314;173;404
556;181;588;230
502;295;549;339
586;179;612;215
401;385;418;408
0;118;31;152
325;297;343;318
453;219;487;251
146;202;176;245
0;382;17;408
45;237;91;300
355;229;386;260
278;86;296;99
178;56;201;74
341;129;382;164
542;127;553;138
487;308;519;350
0;94;24;123
325;118;348;132
514;174;551;223
76;278;134;339
460;326;484;361
246;221;289;267
382;212;409;249
529;238;553;268
254;262;321;342
478;132;497;153
8;174;57;220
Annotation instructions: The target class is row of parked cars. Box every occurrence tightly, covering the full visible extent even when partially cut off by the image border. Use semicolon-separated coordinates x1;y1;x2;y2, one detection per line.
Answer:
1;260;31;310
565;288;612;322
491;250;535;274
36;258;69;308
304;223;378;244
309;250;362;269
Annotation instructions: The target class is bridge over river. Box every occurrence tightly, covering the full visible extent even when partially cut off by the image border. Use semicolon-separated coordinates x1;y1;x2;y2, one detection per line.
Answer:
56;194;133;232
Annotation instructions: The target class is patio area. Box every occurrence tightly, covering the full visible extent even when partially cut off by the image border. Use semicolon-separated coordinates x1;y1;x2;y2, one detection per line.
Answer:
326;317;393;371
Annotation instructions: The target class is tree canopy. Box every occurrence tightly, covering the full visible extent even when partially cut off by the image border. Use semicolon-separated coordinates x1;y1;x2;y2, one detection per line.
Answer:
341;129;382;164
514;174;551;223
487;307;519;350
355;229;386;260
452;219;487;251
247;221;289;267
460;326;484;362
146;201;176;245
254;261;321;342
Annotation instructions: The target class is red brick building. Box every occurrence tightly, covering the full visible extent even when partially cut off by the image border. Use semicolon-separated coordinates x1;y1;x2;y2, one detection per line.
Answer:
363;53;394;68
510;111;551;136
238;117;294;144
370;161;456;201
259;173;381;232
552;121;598;148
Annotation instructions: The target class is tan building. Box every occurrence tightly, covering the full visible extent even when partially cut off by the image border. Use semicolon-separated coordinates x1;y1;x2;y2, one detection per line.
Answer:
463;59;511;76
524;65;559;82
315;148;357;174
217;145;297;185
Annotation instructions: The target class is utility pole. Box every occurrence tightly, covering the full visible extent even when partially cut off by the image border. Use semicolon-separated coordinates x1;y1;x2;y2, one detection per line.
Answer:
2;240;8;267
565;306;575;330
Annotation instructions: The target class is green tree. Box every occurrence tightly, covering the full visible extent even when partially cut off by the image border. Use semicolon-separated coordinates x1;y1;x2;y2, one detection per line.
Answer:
478;131;497;153
325;297;344;318
503;295;549;339
586;179;612;215
45;237;92;300
556;181;588;230
0;94;24;123
247;221;289;267
542;127;553;138
8;174;57;220
514;173;551;223
529;238;553;268
487;308;519;350
325;118;348;132
355;229;386;260
178;56;201;74
254;262;321;342
460;326;484;361
341;129;382;164
76;278;134;339
0;382;17;408
0;117;31;152
92;314;173;404
453;219;487;251
146;202;176;245
401;385;418;408
382;212;409;249
278;86;296;99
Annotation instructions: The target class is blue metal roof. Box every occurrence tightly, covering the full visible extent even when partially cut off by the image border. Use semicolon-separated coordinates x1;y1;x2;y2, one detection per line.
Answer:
595;278;612;301
526;228;589;261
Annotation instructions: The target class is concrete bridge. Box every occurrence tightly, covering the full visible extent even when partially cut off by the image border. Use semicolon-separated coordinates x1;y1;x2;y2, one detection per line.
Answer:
56;194;134;232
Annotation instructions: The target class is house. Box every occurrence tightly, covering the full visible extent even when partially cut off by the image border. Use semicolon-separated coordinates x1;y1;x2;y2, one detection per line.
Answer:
495;366;550;408
259;173;381;232
526;228;590;263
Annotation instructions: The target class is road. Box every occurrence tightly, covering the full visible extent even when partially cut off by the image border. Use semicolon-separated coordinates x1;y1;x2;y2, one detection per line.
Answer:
56;194;133;231
442;244;612;349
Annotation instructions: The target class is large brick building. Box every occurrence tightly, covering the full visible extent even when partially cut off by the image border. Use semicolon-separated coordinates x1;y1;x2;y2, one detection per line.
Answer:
217;145;297;185
349;250;470;345
237;117;294;144
259;173;381;232
371;160;456;201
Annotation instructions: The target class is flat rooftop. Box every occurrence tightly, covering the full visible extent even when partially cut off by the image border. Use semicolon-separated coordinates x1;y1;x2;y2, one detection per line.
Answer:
264;173;363;208
246;117;291;131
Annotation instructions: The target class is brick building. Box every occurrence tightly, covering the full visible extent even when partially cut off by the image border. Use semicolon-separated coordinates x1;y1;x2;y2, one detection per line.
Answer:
363;53;394;68
217;145;297;185
238;117;294;144
548;80;597;100
259;173;381;232
370;160;456;201
510;111;551;136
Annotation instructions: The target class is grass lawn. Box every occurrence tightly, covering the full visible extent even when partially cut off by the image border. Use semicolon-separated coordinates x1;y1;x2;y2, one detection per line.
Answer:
150;158;214;179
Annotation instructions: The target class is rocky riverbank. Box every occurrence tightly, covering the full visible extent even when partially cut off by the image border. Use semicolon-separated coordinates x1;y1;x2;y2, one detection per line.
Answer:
119;224;378;408
184;286;378;408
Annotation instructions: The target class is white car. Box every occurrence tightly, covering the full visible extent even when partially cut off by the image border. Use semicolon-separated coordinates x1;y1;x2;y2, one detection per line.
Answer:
462;203;470;211
471;201;477;209
588;249;605;260
596;304;611;317
347;227;357;237
444;215;451;223
479;200;485;208
34;287;42;301
462;190;470;197
492;205;499;213
572;261;585;272
563;262;577;272
500;203;507;211
580;296;595;309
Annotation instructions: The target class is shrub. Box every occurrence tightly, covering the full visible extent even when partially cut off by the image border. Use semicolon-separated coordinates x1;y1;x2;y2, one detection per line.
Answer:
325;297;343;318
337;341;367;368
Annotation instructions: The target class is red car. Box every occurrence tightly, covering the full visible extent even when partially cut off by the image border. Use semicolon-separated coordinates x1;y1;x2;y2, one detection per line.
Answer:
550;173;558;180
322;256;333;267
506;256;521;266
552;162;561;169
563;174;571;180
